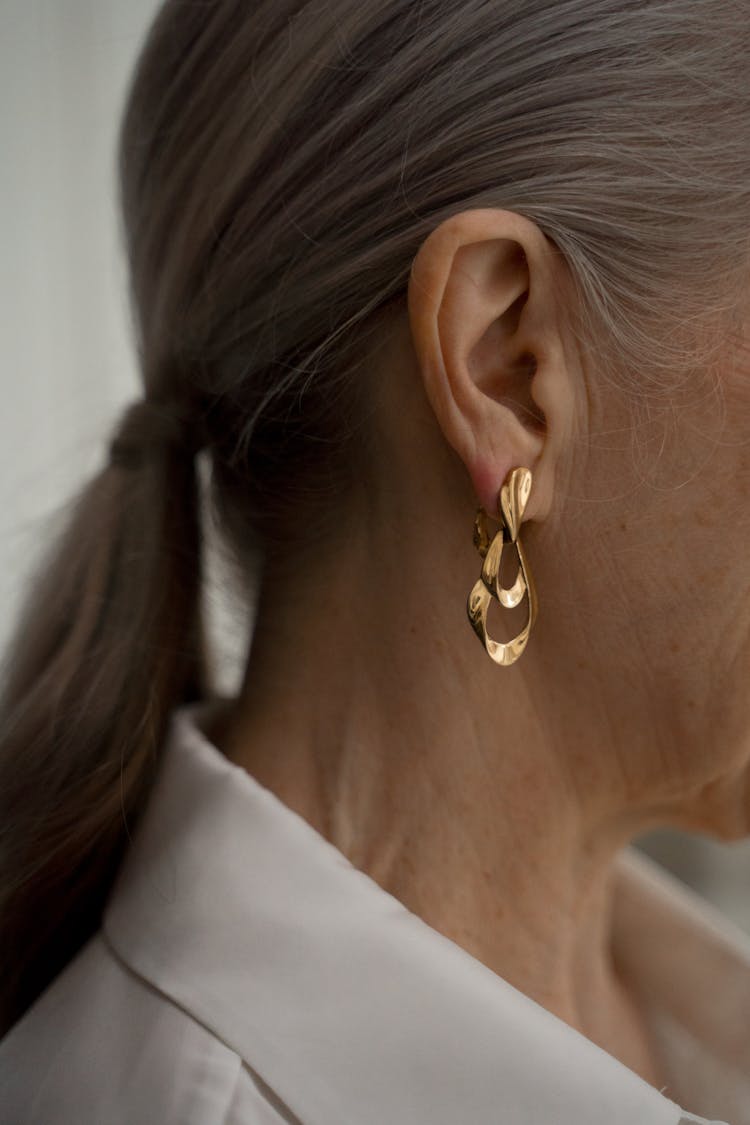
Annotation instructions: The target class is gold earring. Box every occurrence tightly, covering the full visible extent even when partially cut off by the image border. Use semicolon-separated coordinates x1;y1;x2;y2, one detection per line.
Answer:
466;466;538;666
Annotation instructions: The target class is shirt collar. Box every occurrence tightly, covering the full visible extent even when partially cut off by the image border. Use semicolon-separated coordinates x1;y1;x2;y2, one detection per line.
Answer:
102;699;730;1125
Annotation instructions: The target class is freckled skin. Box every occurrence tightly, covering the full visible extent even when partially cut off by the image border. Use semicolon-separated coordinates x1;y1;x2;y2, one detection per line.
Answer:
218;212;750;1092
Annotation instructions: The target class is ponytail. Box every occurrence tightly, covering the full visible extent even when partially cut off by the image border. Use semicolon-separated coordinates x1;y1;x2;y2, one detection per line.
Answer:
5;0;749;1041
0;435;208;1035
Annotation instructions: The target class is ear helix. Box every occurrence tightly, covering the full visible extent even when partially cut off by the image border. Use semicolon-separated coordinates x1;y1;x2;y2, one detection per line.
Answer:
466;466;538;666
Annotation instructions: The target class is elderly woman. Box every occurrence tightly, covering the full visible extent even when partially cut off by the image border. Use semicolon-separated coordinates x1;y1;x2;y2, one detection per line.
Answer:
1;1;749;1122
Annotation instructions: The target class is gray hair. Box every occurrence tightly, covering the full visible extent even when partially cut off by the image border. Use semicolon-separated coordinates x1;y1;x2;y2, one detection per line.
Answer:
130;0;749;466
1;0;748;1034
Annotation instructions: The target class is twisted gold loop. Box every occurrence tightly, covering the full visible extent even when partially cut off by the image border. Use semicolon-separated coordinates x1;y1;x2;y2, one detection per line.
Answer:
466;466;538;666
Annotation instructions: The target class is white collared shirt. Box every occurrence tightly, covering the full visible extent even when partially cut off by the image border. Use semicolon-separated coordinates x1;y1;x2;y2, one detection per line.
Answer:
1;698;749;1124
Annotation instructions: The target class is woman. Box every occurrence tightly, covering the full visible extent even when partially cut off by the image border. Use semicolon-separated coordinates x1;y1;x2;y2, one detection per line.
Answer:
1;0;749;1121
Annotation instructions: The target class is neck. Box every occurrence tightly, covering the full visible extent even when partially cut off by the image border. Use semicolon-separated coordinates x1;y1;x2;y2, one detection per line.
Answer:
216;506;666;1086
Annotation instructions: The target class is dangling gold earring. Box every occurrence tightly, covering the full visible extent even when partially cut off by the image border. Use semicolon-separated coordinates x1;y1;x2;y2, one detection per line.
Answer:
466;466;538;666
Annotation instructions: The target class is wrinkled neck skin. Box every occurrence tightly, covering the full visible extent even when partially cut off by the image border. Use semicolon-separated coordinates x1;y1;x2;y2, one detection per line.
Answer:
213;337;750;1092
216;522;661;1084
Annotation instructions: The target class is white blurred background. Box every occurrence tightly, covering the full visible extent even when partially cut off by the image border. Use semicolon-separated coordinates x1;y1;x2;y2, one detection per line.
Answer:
1;0;159;641
1;0;749;935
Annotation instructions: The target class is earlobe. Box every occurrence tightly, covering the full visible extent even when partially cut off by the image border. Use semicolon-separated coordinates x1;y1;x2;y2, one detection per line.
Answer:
407;208;575;524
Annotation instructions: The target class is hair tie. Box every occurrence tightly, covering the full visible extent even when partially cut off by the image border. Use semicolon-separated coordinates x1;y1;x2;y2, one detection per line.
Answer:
108;397;207;469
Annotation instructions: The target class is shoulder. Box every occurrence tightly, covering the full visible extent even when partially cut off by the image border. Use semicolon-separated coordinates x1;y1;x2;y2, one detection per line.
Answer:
0;932;289;1125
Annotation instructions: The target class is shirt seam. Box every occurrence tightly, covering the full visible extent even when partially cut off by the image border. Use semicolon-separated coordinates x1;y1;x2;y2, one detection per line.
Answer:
99;928;298;1123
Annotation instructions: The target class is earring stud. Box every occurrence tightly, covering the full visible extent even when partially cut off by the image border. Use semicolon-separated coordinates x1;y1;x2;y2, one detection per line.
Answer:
466;466;538;666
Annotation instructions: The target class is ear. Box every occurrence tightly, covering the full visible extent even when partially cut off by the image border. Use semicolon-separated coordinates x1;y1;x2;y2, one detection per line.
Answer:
407;208;577;522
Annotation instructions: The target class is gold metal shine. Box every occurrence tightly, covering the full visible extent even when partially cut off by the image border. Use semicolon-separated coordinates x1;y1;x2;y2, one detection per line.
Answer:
466;466;538;666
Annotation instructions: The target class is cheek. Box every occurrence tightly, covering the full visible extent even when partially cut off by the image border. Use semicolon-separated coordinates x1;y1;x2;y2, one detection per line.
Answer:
717;311;750;477
710;349;750;551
